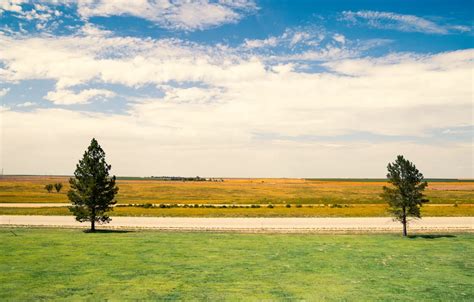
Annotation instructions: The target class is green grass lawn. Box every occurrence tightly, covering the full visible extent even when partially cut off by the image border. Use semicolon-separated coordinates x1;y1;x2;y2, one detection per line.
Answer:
1;229;472;301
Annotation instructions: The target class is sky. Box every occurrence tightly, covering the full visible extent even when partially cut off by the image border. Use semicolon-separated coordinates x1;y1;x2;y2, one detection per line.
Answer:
0;0;473;178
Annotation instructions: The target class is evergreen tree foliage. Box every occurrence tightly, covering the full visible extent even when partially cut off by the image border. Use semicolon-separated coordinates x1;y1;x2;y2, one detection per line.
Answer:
382;155;429;236
68;138;119;232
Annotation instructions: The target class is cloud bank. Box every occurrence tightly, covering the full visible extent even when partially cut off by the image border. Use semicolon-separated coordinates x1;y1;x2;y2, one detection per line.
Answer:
0;3;472;177
0;28;472;177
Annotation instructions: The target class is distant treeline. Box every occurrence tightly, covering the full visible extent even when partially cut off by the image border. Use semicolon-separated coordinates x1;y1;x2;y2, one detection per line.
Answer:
149;176;224;182
304;178;474;182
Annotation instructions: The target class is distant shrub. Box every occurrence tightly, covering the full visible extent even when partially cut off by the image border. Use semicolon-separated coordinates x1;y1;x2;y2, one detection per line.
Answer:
54;183;63;193
194;204;199;208
267;204;274;208
251;204;260;208
453;202;458;207
286;204;291;208
296;204;302;208
143;203;153;208
330;204;342;208
44;184;53;193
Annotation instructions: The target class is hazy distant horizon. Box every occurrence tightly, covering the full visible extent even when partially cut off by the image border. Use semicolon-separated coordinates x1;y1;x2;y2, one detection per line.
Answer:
2;174;473;181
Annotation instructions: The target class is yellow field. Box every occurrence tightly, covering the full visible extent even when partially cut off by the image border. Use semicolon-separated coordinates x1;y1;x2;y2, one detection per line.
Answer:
0;204;472;217
0;176;473;205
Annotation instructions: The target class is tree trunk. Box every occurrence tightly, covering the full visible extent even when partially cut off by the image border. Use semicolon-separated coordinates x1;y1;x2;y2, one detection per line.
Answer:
402;219;407;237
90;208;96;232
402;206;407;237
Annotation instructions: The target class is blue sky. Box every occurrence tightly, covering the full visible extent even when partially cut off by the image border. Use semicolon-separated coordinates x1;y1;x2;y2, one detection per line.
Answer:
0;0;472;177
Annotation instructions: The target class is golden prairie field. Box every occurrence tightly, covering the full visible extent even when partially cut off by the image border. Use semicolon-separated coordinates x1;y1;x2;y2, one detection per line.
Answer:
0;176;472;204
0;176;472;217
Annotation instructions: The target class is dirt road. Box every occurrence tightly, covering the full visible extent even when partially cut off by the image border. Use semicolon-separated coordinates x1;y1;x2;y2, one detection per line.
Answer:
0;216;472;232
0;203;70;207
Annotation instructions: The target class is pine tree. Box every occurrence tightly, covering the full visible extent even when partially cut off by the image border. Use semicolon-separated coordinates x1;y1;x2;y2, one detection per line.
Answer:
68;138;119;232
382;155;429;236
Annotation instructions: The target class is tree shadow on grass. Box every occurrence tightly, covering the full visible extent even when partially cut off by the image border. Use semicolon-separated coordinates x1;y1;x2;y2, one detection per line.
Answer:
83;229;133;234
408;234;456;239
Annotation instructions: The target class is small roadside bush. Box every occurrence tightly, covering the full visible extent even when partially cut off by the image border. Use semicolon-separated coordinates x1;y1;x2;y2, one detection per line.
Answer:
251;204;260;208
267;204;274;208
296;204;302;208
286;204;291;208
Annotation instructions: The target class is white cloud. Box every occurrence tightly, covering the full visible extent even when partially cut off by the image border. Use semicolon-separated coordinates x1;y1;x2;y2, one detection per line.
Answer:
0;0;25;13
288;31;312;47
341;10;471;34
159;86;225;104
0;87;10;97
281;46;356;61
16;101;35;107
333;33;346;44
0;0;257;31
243;36;279;49
0;0;62;32
45;89;116;105
242;28;325;50
76;0;258;31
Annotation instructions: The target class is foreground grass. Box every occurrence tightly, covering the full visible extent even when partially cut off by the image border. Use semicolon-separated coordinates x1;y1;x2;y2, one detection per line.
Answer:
1;176;473;205
0;229;472;300
0;204;472;217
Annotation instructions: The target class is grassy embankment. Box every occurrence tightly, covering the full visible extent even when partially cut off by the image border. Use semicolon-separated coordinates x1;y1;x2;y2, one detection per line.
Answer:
0;176;472;217
0;228;472;300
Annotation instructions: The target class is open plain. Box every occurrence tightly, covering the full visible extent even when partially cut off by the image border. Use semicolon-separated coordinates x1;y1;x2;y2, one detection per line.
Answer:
0;176;472;217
